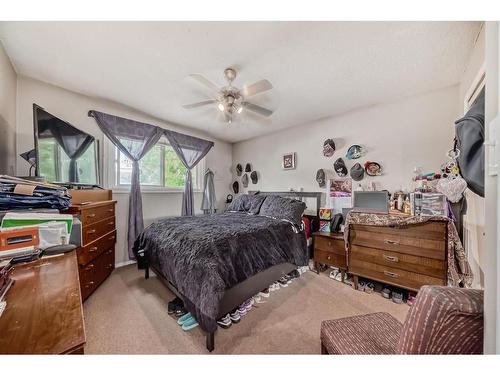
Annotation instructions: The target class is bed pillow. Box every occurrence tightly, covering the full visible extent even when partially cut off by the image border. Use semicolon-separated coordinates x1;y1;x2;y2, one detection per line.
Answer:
227;194;267;214
259;195;306;227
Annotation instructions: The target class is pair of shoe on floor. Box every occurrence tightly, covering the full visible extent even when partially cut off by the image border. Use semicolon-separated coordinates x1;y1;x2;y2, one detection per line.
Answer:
381;286;404;304
217;309;242;329
177;312;199;331
358;280;375;294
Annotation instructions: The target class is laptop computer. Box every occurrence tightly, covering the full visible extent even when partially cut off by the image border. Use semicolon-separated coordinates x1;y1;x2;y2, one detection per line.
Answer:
351;191;389;214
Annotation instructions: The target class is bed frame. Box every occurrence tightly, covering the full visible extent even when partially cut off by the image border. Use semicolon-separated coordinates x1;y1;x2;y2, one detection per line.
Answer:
144;190;323;352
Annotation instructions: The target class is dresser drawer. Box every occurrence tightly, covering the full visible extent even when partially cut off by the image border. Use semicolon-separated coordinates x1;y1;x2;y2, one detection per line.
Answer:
349;258;446;291
350;244;446;279
314;236;345;256
80;203;115;227
350;226;446;260
314;249;346;268
82;217;116;246
79;247;114;300
77;230;116;266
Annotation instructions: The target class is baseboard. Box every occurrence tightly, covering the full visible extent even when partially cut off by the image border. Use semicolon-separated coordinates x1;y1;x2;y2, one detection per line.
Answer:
115;260;136;268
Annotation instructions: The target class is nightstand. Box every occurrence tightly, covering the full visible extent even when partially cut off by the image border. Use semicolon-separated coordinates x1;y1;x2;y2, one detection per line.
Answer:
313;232;347;282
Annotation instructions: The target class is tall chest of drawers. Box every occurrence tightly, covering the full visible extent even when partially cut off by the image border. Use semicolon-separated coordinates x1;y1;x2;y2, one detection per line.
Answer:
348;221;447;292
65;189;117;301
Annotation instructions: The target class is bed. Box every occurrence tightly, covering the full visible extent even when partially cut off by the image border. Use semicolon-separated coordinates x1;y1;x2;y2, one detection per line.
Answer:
133;191;321;351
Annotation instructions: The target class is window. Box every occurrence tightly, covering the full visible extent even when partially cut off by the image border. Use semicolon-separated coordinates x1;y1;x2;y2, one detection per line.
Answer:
112;138;201;191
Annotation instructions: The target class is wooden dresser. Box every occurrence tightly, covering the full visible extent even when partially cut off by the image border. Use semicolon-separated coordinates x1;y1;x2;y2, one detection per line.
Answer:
0;251;86;354
313;232;347;282
348;221;448;291
65;189;117;301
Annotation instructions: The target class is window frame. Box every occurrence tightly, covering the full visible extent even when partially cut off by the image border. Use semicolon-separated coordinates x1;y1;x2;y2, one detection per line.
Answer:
105;137;205;194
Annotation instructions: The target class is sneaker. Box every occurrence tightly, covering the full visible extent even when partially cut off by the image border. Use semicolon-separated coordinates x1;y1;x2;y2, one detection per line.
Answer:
259;288;270;298
278;276;289;287
407;293;417;306
329;269;339;280
177;312;192;325
217;314;232;329
381;286;391;299
272;282;280;290
167;297;183;314
181;316;199;331
243;299;253;311
252;294;264;304
238;304;248;316
364;282;375;294
288;269;300;279
229;309;241;323
301;266;309;274
392;290;403;304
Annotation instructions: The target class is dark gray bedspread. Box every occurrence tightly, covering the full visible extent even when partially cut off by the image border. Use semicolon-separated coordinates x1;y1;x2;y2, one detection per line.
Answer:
133;211;308;333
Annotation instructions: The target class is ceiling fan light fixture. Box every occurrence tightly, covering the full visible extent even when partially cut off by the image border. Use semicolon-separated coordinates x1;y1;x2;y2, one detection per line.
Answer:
237;106;243;114
217;103;225;112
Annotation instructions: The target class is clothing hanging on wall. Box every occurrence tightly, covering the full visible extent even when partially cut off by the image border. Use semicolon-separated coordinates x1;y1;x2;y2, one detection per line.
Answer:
201;168;216;214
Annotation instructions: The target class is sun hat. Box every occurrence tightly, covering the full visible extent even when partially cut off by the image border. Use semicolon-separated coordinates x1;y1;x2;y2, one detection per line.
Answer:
250;171;258;184
236;163;243;176
323;139;336;157
245;163;252;172
346;144;364;160
350;163;365;181
316;169;326;187
334;158;348;177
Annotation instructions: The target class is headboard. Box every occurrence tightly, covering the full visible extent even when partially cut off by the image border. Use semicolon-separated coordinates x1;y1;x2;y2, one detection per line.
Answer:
248;191;323;219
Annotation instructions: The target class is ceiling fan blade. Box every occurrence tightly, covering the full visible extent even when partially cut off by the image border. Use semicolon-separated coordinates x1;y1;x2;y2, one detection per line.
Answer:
239;79;273;97
182;100;217;109
189;74;220;95
242;102;273;117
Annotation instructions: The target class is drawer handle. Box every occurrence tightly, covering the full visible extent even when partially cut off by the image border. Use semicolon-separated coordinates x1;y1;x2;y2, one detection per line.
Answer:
384;239;400;246
87;213;96;218
87;229;96;234
383;254;399;263
327;255;331;260
85;264;94;270
384;271;399;278
89;246;98;252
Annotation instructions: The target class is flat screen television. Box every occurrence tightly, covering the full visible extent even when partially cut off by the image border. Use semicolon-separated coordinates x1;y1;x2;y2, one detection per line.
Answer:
33;104;100;186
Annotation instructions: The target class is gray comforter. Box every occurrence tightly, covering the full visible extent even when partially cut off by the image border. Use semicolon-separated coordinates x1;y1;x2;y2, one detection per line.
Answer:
133;211;308;333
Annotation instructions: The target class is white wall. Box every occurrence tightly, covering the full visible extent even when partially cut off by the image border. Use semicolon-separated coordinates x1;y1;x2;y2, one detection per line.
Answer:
0;41;17;175
233;85;459;196
15;77;232;265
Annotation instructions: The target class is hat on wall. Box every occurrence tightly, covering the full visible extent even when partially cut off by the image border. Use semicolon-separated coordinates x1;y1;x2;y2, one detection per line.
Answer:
364;161;382;176
250;171;258;184
323;139;336;157
232;181;239;194
316;169;326;188
245;163;252;172
334;158;348;177
350;163;365;181
242;173;249;188
236;163;243;176
346;145;364;160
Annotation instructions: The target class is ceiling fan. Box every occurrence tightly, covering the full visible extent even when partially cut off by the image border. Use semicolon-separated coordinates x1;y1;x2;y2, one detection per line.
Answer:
182;68;274;124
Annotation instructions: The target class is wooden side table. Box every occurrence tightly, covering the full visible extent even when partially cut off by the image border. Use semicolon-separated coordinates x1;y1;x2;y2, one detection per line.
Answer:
313;232;347;282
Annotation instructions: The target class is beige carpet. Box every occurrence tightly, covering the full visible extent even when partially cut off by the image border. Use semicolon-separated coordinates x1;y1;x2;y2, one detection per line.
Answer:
83;265;409;354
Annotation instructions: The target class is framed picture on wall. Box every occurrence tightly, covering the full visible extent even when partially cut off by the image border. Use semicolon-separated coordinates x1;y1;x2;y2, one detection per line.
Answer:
282;152;296;170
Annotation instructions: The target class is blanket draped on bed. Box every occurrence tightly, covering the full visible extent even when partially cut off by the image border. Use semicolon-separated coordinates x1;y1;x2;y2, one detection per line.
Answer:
133;212;308;333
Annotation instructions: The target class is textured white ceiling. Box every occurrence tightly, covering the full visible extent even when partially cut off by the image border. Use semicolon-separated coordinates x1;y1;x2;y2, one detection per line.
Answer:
0;21;481;143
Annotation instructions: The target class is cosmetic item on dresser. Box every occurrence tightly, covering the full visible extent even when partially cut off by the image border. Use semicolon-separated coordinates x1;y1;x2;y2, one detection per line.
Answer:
313;232;347;282
64;189;116;301
346;214;449;292
0;251;86;354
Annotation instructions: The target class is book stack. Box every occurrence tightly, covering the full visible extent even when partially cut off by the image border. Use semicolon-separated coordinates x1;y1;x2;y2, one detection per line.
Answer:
0;258;14;317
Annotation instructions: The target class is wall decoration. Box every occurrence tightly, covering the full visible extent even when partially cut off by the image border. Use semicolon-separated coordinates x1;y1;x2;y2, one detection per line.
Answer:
350;163;365;181
232;181;239;194
242;173;249;187
282;152;296;170
245;163;252;172
364;161;382;176
346;144;364;160
334;158;348;177
236;163;243;176
323;139;336;157
316;169;326;187
250;171;258;184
